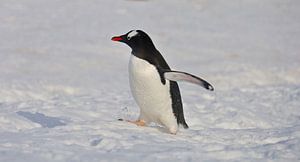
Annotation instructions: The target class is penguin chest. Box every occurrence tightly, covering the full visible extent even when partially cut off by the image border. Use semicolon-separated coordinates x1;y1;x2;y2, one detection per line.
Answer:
128;55;173;123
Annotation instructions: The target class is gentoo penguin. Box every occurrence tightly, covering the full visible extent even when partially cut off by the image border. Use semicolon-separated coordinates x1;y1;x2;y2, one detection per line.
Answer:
112;30;213;134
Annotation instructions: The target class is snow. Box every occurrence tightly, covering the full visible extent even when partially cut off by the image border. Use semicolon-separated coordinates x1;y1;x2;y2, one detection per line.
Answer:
0;0;300;161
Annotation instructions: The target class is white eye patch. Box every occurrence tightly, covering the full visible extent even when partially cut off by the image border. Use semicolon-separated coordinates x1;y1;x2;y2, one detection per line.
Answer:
127;30;139;40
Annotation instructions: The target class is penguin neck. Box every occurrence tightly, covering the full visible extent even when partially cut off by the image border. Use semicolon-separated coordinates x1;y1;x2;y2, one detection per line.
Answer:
131;46;158;62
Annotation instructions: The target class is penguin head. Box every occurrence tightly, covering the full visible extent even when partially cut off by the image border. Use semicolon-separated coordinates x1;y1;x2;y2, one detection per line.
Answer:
111;30;156;52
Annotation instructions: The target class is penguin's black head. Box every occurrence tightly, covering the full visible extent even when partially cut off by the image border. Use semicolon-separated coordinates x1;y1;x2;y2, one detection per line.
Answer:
111;30;156;52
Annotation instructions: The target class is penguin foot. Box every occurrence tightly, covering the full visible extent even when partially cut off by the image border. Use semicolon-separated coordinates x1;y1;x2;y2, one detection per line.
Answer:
126;119;146;126
168;126;178;135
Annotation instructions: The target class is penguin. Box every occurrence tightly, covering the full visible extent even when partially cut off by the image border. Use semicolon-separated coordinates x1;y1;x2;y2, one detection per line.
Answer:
111;30;214;134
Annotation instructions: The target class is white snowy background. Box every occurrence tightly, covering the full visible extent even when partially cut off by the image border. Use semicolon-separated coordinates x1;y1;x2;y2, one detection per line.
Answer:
0;0;300;161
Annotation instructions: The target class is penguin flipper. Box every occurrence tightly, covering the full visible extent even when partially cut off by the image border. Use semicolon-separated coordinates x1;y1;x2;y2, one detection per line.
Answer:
164;71;214;91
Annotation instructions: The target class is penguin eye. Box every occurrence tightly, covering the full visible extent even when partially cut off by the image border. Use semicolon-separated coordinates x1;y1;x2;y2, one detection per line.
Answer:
127;30;139;40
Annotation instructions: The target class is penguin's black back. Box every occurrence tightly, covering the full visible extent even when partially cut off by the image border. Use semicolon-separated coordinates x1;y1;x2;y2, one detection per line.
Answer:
169;81;189;128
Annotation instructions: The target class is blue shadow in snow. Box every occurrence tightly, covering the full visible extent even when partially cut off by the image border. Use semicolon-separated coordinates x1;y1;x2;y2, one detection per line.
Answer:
17;111;66;128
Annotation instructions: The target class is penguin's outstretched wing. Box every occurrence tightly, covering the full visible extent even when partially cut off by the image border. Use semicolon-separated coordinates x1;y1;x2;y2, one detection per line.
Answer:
164;71;214;91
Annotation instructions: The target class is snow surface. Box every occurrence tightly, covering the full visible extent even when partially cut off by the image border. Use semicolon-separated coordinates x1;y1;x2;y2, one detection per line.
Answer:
1;0;300;161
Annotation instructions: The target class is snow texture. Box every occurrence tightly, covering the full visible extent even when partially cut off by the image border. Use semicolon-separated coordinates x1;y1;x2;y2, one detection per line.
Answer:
0;0;300;161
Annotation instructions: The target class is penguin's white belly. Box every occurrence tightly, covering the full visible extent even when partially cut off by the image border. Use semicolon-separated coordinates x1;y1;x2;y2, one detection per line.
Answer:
129;55;176;126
